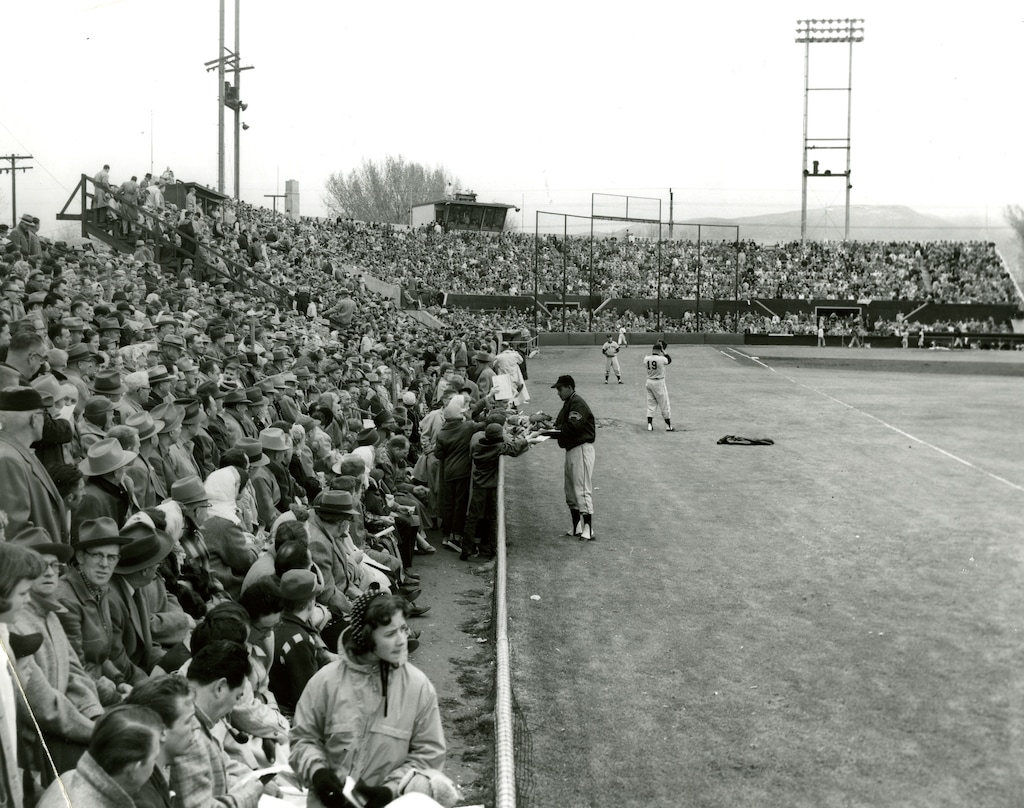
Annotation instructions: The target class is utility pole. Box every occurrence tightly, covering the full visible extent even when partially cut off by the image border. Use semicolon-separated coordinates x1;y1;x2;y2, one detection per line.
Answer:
205;1;252;201
263;194;286;215
0;155;33;226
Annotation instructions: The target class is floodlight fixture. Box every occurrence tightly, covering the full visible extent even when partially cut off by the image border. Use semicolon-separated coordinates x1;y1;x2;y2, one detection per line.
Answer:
795;18;864;43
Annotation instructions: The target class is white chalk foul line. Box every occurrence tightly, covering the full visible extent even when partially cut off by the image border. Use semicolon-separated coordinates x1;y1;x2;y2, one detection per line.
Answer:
727;348;1024;494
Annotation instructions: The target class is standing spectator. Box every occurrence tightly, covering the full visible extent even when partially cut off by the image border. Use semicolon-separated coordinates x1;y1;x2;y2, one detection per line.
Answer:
462;423;533;560
7;213;42;258
92;164;112;213
0;387;67;542
434;395;482;554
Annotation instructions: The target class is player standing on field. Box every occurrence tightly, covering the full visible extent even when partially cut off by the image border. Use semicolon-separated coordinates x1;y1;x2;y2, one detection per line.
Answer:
643;340;674;432
601;334;623;384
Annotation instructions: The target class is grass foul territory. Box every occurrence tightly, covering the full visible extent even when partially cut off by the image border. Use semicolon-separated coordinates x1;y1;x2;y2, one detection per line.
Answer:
503;344;1024;808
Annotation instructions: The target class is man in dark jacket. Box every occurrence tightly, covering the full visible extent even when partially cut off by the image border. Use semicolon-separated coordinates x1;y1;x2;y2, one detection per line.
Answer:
551;374;597;541
432;395;483;554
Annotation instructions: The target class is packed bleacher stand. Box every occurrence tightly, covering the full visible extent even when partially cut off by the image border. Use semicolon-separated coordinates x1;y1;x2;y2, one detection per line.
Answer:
0;179;569;807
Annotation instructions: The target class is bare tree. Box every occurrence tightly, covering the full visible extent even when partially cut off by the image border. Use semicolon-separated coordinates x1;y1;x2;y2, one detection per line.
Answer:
323;155;458;224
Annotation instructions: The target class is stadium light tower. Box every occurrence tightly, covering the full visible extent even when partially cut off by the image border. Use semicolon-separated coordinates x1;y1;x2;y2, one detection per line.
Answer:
795;18;864;242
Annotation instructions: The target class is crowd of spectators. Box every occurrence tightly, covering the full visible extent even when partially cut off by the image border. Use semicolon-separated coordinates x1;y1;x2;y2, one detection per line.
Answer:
308;221;1020;307
0;178;566;807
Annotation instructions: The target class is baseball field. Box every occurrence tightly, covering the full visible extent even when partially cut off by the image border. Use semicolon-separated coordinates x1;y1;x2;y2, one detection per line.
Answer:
502;344;1024;808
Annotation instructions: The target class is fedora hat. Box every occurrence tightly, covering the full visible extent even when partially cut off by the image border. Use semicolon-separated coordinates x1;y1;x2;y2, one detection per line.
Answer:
148;365;173;384
66;344;97;364
259;427;289;452
30;374;63;405
313;490;360;518
175;356;197;373
150;402;184;434
293;367;312;379
79;437;137;476
245;387;264;405
196;381;227;400
472;351;494;363
237;437;269;467
83;396;113;418
63;316;86;332
99;317;121;332
223;388;248;405
90;369;127;395
180;398;204;425
355;427;379;447
0;387;45;413
124;411;164;440
10;526;73;563
115;522;174;573
74;517;132;550
170;476;209;506
161;334;186;349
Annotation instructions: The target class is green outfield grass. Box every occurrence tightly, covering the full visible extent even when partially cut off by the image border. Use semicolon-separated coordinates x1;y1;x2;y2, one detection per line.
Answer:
504;345;1024;808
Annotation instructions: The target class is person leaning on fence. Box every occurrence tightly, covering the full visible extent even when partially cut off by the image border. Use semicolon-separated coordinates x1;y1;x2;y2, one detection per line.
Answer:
461;422;539;560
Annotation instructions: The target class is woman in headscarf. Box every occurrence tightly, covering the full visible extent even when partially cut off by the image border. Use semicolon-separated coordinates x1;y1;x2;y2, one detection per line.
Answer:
202;466;260;601
290;592;458;808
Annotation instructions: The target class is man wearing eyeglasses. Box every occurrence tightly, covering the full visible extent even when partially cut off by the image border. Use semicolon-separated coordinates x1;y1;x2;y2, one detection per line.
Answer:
0;329;48;387
0;387;67;542
11;526;109;781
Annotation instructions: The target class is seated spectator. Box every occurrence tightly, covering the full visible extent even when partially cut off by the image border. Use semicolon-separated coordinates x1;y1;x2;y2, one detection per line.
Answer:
290;592;456;808
123;675;196;808
269;569;337;717
170;640;269;808
203;466;260;600
56;518;143;694
12;528;108;786
36;705;164;808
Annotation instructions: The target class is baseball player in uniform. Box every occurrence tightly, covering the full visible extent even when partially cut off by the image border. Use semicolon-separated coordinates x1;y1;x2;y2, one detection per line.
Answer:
551;374;596;540
601;334;623;384
643;341;674;432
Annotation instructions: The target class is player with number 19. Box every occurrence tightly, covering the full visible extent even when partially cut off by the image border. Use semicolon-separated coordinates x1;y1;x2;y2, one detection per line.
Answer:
643;341;673;432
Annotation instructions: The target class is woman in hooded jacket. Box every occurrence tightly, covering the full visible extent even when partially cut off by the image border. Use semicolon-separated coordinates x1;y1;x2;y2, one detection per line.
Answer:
289;592;459;808
202;466;260;601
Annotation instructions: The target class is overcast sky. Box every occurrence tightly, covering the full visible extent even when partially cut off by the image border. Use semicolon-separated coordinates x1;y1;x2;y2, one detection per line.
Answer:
2;0;1021;239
